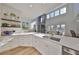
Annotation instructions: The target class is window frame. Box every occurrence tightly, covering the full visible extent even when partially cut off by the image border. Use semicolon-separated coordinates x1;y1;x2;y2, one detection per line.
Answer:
46;6;67;19
55;10;60;16
46;14;50;19
60;7;67;15
50;12;54;17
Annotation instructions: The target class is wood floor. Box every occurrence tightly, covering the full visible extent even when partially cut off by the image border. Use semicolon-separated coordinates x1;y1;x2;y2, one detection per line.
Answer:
0;46;41;55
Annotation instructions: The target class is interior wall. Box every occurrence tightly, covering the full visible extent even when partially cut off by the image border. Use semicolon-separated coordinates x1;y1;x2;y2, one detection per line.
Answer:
0;4;23;33
0;4;2;36
46;3;76;36
1;4;22;18
73;3;79;34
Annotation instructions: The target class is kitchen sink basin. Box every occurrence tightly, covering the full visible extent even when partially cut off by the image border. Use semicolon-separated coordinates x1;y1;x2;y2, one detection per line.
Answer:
50;37;61;42
43;36;61;42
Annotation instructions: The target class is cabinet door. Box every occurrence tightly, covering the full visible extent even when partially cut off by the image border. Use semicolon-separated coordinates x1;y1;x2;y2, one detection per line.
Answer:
32;35;48;54
47;44;62;55
32;35;41;48
38;40;49;55
32;36;62;55
43;40;62;55
17;35;33;46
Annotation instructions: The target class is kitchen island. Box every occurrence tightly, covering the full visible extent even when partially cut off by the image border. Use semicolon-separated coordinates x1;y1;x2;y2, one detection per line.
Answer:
0;32;79;55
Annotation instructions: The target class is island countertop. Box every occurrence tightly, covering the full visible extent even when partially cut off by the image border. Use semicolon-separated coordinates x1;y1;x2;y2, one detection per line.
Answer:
1;32;79;51
12;32;79;51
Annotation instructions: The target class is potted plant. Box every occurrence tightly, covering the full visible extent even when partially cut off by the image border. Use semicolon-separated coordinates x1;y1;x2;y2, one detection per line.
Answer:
3;13;8;19
17;16;20;20
10;13;16;20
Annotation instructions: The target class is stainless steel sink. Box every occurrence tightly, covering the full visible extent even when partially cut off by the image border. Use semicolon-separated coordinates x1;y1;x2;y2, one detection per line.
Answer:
43;36;50;38
50;37;61;42
43;36;61;42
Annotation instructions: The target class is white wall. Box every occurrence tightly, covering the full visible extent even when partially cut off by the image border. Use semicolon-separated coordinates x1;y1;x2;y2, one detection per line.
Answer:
0;4;23;34
46;3;78;36
73;3;79;34
0;4;2;36
1;4;22;19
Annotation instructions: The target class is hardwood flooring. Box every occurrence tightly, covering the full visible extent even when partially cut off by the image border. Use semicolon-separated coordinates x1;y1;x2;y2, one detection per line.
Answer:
0;46;41;55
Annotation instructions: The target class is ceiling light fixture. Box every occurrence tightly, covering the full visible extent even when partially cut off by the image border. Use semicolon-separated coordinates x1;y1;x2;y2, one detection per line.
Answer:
29;5;33;7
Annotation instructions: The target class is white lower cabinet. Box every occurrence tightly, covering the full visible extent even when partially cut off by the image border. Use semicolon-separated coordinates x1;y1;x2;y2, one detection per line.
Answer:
32;35;41;48
37;41;49;54
45;42;62;55
19;35;33;46
0;35;62;54
32;36;62;55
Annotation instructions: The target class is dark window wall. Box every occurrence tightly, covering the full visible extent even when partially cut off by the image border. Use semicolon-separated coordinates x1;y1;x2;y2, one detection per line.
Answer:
37;14;46;33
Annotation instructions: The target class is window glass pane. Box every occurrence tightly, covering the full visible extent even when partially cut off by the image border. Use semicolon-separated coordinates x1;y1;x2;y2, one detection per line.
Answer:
48;26;51;31
51;25;54;30
41;17;43;22
60;7;66;14
61;24;65;29
57;25;60;28
55;10;59;16
47;14;50;19
50;12;54;17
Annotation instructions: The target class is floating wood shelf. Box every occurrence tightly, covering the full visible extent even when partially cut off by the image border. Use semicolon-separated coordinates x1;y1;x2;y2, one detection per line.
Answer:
1;27;20;28
1;18;21;23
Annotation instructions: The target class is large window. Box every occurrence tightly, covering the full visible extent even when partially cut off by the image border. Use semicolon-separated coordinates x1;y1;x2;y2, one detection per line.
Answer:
60;7;66;14
46;6;67;19
57;25;60;28
48;26;51;31
55;10;60;16
50;25;54;30
46;14;50;19
61;24;65;29
50;12;54;17
41;17;43;23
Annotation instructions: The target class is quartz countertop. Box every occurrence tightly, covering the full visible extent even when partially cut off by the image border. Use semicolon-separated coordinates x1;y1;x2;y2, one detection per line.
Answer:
13;32;79;51
42;35;79;51
2;32;79;51
0;36;14;47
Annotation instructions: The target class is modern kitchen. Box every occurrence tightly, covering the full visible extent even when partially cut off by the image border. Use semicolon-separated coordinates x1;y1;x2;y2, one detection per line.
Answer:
0;3;79;55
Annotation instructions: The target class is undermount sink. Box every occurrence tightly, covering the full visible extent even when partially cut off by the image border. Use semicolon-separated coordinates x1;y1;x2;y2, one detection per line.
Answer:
43;35;61;42
50;37;61;42
43;36;51;38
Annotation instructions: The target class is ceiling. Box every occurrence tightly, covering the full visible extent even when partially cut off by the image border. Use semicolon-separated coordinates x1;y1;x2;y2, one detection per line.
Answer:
7;3;62;20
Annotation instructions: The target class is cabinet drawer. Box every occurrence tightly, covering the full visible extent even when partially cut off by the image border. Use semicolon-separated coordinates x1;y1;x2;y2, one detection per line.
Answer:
47;45;61;55
37;41;48;54
62;46;79;55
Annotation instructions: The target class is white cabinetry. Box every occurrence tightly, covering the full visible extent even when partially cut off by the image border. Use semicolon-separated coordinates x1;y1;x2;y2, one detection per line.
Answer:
44;41;62;55
32;35;62;55
16;35;33;46
32;36;48;54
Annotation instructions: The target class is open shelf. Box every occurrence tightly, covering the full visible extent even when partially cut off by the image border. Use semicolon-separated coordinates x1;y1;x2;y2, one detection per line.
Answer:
0;18;21;36
1;18;21;23
1;18;21;28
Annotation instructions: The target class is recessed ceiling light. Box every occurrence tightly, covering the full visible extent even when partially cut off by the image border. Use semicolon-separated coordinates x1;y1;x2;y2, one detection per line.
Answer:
29;5;33;7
